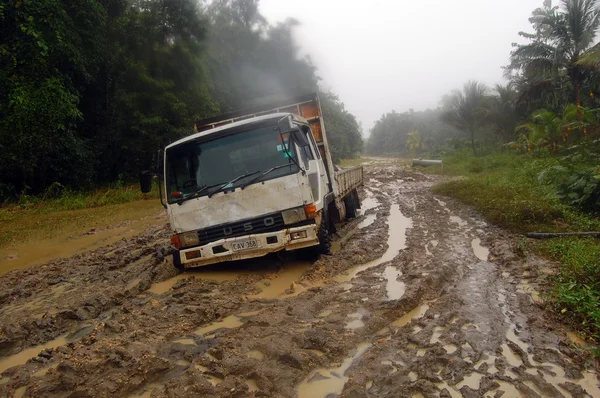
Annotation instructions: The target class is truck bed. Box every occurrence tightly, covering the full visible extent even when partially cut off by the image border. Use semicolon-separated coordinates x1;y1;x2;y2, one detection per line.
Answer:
335;167;364;200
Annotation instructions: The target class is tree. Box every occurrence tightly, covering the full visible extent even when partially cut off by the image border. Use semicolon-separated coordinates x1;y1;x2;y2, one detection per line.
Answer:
507;0;600;108
441;81;489;155
487;84;519;142
320;91;363;162
405;130;425;156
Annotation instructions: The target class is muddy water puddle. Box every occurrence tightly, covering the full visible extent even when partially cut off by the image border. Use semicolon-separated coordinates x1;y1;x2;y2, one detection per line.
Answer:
345;310;367;330
148;267;248;295
360;190;380;213
335;204;411;284
471;238;489;261
194;310;262;336
391;301;433;328
0;334;69;374
250;259;312;299
0;210;162;275
383;266;405;300
450;215;468;227
297;343;371;398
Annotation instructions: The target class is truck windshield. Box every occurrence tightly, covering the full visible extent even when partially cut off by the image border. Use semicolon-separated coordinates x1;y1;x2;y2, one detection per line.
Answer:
166;124;298;203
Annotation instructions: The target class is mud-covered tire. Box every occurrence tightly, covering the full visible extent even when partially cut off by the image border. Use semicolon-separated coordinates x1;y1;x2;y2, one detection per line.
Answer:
172;249;184;272
315;211;331;255
344;189;360;218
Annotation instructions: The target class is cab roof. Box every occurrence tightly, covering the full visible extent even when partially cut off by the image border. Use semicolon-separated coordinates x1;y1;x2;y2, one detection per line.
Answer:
166;113;308;150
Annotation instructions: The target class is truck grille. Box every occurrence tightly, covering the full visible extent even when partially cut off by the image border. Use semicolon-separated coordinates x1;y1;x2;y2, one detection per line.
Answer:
198;213;285;245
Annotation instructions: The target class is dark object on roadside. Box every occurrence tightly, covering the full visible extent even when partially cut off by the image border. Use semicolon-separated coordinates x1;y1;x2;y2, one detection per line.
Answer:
412;159;443;171
526;232;600;239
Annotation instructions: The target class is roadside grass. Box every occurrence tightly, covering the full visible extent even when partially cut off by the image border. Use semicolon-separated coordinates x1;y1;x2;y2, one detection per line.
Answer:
339;157;368;167
429;150;600;345
0;182;161;248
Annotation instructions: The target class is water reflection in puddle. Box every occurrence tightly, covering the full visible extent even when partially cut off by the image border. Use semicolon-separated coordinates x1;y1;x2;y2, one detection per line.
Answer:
335;205;411;283
360;191;380;213
297;343;371;398
345;311;365;330
471;238;489;261
383;266;405;300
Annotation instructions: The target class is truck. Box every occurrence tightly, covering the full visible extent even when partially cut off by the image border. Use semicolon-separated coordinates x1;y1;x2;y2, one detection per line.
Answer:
140;93;364;269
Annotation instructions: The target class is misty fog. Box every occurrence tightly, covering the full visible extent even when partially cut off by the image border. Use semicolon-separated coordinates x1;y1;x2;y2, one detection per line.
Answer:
260;0;543;133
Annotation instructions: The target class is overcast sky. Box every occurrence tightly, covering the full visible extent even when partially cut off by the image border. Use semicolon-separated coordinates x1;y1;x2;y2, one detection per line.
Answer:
260;0;543;135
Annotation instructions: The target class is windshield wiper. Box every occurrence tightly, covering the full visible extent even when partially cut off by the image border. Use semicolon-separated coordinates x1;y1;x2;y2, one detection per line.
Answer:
239;164;294;190
207;170;263;198
175;181;226;205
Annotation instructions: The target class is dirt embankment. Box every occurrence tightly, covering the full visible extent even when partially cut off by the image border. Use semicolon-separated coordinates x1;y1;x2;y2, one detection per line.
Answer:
0;159;598;398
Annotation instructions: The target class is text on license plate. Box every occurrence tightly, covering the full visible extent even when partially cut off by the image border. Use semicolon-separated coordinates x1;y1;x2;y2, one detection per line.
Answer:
231;239;259;252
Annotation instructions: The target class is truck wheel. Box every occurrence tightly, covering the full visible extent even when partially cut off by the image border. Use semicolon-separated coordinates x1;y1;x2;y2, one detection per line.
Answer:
344;190;359;218
316;211;331;255
172;249;184;272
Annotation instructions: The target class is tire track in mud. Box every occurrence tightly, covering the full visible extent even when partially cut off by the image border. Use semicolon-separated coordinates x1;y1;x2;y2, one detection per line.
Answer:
0;160;598;397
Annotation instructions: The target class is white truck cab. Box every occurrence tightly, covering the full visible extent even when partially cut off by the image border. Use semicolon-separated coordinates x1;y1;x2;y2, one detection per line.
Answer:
141;93;363;269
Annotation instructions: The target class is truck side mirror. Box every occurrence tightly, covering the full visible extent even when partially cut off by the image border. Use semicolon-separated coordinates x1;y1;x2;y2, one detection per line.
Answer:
140;171;153;193
291;128;309;147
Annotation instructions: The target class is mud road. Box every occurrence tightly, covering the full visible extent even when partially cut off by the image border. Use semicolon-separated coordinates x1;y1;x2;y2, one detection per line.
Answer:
0;159;599;397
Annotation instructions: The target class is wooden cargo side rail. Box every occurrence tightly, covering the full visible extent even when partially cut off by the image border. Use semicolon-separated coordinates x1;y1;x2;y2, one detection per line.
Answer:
335;166;364;199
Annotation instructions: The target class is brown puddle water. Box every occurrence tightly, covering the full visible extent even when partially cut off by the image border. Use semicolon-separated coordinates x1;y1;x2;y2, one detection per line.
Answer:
391;301;433;328
360;190;380;213
0;334;69;374
249;259;312;299
194;310;262;336
297;343;371;398
383;266;405;300
471;238;489;261
335;204;411;284
0;209;162;276
148;267;245;295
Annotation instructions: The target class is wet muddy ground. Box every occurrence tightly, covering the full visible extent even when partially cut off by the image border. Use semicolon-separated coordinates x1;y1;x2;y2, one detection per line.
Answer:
0;159;598;397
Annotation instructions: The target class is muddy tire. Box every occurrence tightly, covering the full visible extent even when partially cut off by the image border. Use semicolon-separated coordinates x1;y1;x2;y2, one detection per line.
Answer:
172;249;184;272
315;210;331;255
344;189;360;218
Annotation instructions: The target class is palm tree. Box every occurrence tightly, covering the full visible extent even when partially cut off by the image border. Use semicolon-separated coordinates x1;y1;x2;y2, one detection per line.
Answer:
406;130;424;156
441;81;489;156
507;0;600;107
488;84;519;142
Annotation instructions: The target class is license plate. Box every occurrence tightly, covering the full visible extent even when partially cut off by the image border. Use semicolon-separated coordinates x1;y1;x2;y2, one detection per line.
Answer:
231;239;259;252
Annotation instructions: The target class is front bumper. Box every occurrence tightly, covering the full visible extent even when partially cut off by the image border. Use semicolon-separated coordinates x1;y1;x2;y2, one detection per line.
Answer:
179;224;319;268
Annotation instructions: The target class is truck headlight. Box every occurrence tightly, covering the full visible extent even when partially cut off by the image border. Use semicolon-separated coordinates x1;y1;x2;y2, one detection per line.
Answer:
179;231;200;248
282;206;307;225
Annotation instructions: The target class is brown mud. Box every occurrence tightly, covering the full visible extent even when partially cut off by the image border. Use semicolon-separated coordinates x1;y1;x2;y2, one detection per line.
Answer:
0;159;598;397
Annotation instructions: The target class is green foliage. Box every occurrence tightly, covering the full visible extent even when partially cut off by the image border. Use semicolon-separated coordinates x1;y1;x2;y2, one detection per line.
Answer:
440;81;490;155
320;91;363;163
433;149;600;342
0;0;360;200
506;0;600;109
536;238;600;340
366;109;463;156
405;130;424;156
433;150;600;231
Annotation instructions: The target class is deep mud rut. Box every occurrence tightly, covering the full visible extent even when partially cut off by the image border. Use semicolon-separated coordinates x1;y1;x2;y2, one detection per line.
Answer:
1;159;599;398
